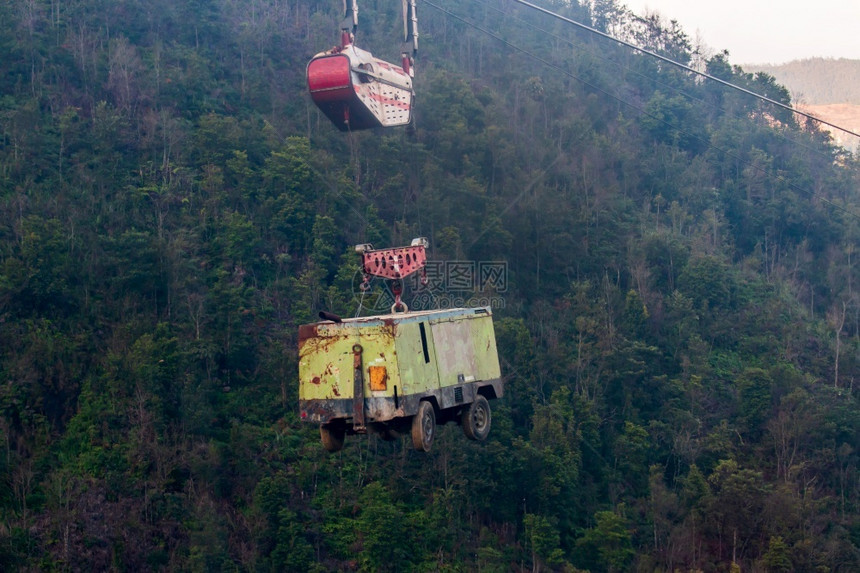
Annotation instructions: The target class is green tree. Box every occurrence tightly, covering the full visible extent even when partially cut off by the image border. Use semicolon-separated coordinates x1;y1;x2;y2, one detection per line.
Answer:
575;510;635;573
761;536;792;572
524;513;566;572
736;367;773;437
354;482;414;573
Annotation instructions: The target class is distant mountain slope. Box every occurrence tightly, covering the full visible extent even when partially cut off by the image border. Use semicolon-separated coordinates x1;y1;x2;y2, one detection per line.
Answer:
744;58;860;105
801;103;860;150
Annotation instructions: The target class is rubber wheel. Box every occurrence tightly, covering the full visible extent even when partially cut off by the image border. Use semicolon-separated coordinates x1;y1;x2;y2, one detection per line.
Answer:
411;401;436;452
320;423;345;453
462;395;491;441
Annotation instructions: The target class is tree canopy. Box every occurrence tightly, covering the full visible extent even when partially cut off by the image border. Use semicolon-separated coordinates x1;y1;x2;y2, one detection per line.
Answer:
1;0;859;571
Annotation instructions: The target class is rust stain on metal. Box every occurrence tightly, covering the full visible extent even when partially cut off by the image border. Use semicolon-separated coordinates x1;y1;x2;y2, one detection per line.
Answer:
298;324;320;344
299;328;351;359
311;376;321;385
300;398;353;423
381;318;398;335
332;386;340;396
352;344;366;428
370;400;400;420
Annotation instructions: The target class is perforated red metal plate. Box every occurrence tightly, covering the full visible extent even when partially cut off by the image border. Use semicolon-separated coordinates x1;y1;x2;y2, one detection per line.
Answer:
361;245;426;280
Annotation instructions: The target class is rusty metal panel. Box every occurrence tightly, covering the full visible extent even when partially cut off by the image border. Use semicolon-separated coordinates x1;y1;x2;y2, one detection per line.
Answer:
300;398;353;423
429;319;477;387
298;322;359;402
394;321;440;406
364;396;404;421
469;310;502;382
430;309;501;389
356;322;401;393
299;314;404;424
299;307;500;425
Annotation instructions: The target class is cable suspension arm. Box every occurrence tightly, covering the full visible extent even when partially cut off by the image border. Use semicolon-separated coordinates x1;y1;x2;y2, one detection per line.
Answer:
342;0;358;32
403;0;418;55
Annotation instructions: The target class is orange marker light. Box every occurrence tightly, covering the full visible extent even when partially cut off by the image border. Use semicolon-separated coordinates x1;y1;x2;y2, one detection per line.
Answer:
369;366;388;391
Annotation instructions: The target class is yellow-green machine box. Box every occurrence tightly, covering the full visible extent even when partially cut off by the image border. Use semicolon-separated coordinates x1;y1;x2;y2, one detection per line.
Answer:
299;307;503;450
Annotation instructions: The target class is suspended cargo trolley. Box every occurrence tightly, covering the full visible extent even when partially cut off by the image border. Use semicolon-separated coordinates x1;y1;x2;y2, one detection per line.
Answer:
298;239;504;452
307;0;418;131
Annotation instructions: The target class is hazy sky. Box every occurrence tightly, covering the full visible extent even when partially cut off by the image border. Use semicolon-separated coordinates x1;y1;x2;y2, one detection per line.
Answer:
622;0;860;65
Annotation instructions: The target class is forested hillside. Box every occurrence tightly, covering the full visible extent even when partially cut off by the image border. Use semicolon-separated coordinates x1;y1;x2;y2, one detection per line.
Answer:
1;0;859;571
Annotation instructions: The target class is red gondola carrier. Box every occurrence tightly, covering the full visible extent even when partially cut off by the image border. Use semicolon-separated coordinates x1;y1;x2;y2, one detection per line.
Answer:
307;40;414;131
307;0;417;132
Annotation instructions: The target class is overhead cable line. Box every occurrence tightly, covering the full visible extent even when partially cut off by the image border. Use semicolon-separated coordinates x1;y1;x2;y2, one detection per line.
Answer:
469;0;842;164
510;0;860;142
475;0;713;107
422;0;860;222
